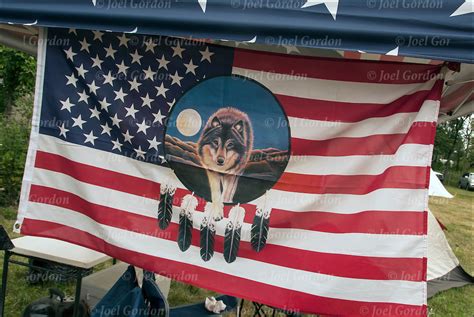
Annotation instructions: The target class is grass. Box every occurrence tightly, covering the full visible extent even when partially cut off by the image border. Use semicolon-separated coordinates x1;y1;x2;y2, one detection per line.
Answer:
427;185;474;317
0;186;472;316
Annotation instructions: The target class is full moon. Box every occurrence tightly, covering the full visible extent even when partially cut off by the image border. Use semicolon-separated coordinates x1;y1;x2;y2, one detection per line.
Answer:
176;108;202;137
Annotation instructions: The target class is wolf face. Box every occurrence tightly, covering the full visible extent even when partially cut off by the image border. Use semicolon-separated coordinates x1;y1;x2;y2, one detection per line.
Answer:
197;107;253;206
198;107;253;175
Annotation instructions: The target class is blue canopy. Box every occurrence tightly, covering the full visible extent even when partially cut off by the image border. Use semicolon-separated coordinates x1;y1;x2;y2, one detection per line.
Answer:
0;0;473;63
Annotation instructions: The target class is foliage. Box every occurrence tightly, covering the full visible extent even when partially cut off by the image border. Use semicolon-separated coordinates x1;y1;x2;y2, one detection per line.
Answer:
432;116;473;186
0;94;33;207
0;45;36;114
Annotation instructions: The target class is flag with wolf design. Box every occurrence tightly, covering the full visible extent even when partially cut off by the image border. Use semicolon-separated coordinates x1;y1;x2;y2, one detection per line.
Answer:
18;27;444;316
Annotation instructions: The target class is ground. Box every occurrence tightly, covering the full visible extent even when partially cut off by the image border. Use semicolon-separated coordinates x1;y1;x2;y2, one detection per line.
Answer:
0;186;472;316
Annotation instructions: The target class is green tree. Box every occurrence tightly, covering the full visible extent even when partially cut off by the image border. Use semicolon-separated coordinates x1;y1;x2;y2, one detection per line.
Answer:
0;45;36;114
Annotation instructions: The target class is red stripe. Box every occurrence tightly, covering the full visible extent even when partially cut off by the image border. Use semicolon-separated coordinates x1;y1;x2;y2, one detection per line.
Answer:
291;124;436;156
28;185;426;281
33;152;426;235
233;48;441;84
34;151;161;200
21;219;427;317
278;80;443;123
274;166;428;195
440;82;474;112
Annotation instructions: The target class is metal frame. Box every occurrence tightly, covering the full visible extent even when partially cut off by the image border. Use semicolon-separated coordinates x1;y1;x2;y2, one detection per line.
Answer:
0;250;87;317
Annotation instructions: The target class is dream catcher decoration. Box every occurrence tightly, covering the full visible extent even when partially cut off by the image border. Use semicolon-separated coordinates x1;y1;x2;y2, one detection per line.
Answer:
157;75;290;264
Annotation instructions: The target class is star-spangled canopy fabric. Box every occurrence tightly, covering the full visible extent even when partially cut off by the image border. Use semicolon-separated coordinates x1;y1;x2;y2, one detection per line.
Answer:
0;0;473;63
18;27;444;316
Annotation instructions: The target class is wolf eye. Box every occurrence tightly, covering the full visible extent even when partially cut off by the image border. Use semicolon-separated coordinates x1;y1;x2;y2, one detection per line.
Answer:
212;139;219;146
226;142;234;150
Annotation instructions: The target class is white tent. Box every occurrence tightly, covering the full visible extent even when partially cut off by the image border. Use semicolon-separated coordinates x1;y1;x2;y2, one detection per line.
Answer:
427;169;473;297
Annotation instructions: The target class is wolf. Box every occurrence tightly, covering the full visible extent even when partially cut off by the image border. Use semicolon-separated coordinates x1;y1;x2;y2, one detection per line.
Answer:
197;107;253;218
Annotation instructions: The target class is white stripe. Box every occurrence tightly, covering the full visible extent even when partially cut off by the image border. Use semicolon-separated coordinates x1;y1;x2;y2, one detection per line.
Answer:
17;27;48;230
286;144;433;175
288;101;438;141
31;169;425;258
36;135;428;213
232;67;437;104
25;203;425;306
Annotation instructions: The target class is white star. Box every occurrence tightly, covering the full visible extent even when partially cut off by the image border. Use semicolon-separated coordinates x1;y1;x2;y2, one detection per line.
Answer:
141;93;154;108
451;0;473;16
58;123;69;138
114;87;128;102
282;45;300;54
83;131;98;145
144;38;157;52
111;113;122;127
136;119;150;135
101;122;112;136
91;54;103;69
60;98;75;112
104;44;117;59
198;0;207;12
167;99;175;109
111;138;123;152
152;109;166;125
117;34;130;47
77;90;89;104
122;129;134;143
92;30;104;41
75;64;88;78
99;97;111;111
68;28;77;35
157;55;170;70
155;83;168;98
147;136;161;151
87;80;99;94
124;104;139;118
172;42;185;58
65;73;78;87
79;38;90;52
64;47;77;61
386;46;399;56
116;61;129;74
72;114;86;129
130;50;143;64
170;71;183;86
134;146;146;159
184;59;198;75
102;71;115;86
302;0;339;20
143;66;155;80
200;47;214;62
128;77;142;92
89;107;101;120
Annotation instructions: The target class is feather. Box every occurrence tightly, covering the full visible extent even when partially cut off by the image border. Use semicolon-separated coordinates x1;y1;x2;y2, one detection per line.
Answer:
251;202;271;252
224;205;245;263
177;195;198;252
157;183;176;230
200;201;219;261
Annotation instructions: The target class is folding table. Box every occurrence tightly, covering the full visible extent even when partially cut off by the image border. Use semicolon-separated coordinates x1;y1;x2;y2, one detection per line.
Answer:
0;236;110;317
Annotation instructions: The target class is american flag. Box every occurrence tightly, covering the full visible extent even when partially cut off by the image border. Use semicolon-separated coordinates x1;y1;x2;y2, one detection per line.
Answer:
18;27;443;316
